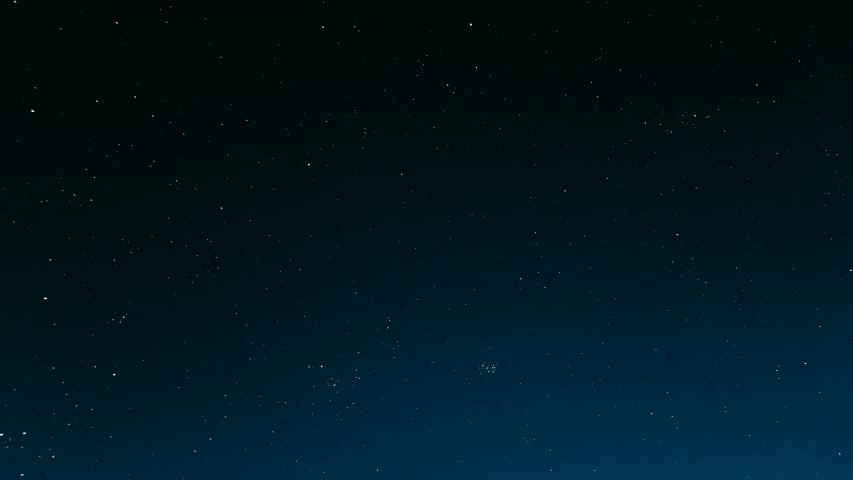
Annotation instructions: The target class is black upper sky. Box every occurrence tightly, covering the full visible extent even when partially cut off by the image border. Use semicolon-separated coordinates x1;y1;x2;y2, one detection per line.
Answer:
2;1;852;479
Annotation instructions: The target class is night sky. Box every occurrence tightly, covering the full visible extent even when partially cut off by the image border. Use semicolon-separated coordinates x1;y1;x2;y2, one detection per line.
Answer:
2;1;853;479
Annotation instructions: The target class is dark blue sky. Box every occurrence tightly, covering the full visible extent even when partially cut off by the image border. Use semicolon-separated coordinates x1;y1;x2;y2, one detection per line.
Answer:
2;1;852;479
